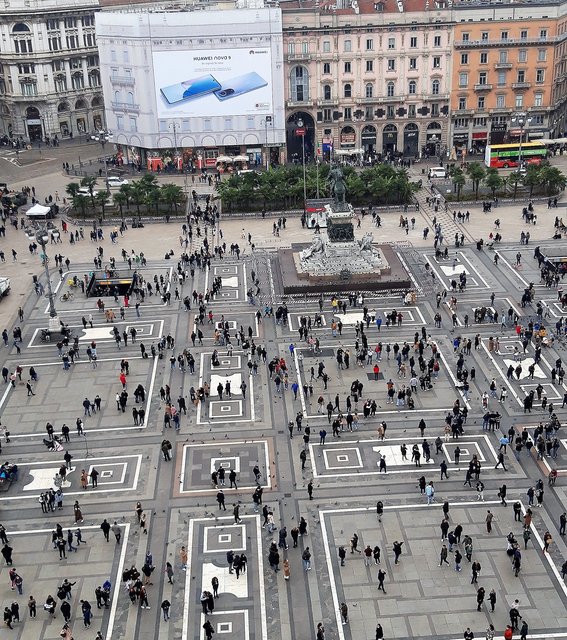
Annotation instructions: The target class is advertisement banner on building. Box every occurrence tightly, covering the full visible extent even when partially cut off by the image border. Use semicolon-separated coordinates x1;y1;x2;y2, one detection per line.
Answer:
153;48;273;118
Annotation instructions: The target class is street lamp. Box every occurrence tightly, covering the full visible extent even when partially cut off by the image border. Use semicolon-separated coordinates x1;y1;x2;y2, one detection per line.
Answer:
169;122;180;171
511;113;532;168
36;227;59;332
297;118;307;214
261;116;273;170
91;129;113;193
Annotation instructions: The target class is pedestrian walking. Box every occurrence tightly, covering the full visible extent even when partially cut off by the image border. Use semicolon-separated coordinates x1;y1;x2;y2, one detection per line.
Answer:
377;569;386;593
340;602;349;625
485;510;493;533
302;547;312;571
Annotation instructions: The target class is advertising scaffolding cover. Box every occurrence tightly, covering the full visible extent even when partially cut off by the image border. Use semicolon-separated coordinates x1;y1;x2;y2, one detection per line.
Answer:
154;48;273;118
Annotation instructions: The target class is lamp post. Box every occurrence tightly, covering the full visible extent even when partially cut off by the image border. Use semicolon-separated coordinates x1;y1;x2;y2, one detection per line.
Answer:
169;122;180;171
297;118;307;214
91;129;113;193
262;116;273;170
429;134;439;160
36;227;59;332
511;113;532;168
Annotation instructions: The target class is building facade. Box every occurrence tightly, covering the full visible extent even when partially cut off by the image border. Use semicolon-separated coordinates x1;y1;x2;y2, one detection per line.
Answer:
0;0;103;142
282;0;454;162
449;8;561;156
4;0;567;160
95;7;286;169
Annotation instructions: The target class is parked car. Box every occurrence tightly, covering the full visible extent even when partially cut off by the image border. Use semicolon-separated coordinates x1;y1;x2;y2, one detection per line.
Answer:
428;167;447;179
78;187;98;197
106;176;129;187
0;277;11;297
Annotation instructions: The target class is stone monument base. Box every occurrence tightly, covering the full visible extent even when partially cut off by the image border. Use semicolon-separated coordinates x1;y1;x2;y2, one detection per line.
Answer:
278;243;412;294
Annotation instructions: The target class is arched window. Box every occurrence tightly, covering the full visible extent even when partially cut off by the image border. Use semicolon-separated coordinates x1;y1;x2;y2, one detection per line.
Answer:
365;83;373;98
323;84;331;100
71;72;84;90
432;79;440;95
58;101;70;113
387;81;395;97
408;80;417;95
55;74;67;92
75;99;87;110
126;92;134;105
290;65;309;102
114;90;121;103
89;70;100;88
344;83;352;98
12;23;32;54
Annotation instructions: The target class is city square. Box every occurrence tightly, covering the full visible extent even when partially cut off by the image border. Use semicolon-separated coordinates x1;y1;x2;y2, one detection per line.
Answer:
0;146;564;640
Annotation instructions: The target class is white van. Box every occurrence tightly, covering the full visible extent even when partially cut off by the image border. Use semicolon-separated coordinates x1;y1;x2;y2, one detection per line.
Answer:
428;166;447;179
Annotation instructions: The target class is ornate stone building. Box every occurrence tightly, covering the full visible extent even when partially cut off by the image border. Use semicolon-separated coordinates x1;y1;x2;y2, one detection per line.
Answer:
281;0;454;161
0;0;104;142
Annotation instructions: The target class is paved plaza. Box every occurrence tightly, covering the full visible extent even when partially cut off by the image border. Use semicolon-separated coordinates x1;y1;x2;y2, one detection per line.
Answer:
1;157;567;639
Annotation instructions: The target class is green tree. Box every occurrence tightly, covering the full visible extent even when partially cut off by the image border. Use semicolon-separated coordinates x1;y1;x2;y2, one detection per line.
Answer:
484;168;504;198
160;184;184;213
94;191;110;218
216;180;240;213
65;182;80;200
80;176;98;208
113;192;127;221
346;172;366;201
118;184;132;210
129;180;147;216
72;194;89;220
451;168;466;200
523;165;540;198
145;188;161;215
507;172;522;200
466;162;486;200
539;165;567;196
256;170;280;210
139;173;159;192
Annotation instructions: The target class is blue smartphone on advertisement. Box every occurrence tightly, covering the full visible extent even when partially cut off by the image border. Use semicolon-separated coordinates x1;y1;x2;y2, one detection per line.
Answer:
214;72;268;101
160;75;221;105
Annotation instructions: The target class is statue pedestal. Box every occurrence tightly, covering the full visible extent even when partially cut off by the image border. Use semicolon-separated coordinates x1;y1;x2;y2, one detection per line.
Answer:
278;179;412;294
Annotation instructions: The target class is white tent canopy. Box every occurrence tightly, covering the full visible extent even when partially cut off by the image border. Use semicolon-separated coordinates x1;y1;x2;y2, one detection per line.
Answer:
216;155;233;163
335;148;364;155
26;203;51;217
233;155;249;162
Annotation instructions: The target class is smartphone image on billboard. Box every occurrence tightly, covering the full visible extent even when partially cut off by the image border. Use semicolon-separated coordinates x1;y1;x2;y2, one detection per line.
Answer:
160;75;221;105
214;72;268;101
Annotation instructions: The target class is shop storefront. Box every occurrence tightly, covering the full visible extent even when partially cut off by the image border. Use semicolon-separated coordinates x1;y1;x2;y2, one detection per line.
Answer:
361;126;377;156
403;123;419;158
321;135;333;162
490;123;507;144
471;131;488;154
340;126;356;150
382;124;398;154
452;131;469;153
246;147;262;166
132;143;281;173
527;129;549;140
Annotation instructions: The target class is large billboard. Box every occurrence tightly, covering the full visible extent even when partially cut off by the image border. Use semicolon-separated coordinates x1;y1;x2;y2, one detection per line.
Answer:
153;48;273;119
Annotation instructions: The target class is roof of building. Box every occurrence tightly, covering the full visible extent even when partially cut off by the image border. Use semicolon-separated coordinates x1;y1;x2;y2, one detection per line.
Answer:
279;0;560;14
